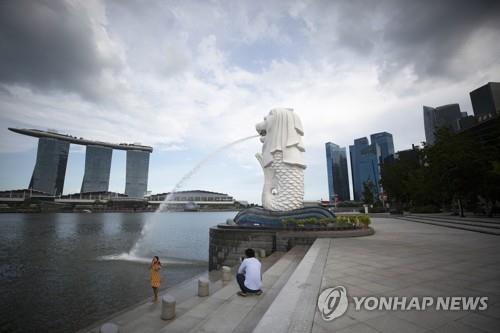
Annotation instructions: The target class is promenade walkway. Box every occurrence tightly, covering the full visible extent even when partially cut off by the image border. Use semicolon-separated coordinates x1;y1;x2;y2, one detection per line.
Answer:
82;218;500;332
268;218;500;332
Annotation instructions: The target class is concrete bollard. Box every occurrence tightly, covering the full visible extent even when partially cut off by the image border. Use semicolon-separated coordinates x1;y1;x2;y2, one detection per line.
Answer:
222;266;232;282
161;294;176;320
258;249;266;258
198;277;209;297
100;323;119;333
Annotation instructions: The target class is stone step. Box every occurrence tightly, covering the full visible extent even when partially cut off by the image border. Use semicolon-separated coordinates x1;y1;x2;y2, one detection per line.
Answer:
407;214;500;229
410;214;500;225
398;216;500;235
79;252;285;333
253;238;332;333
160;246;309;333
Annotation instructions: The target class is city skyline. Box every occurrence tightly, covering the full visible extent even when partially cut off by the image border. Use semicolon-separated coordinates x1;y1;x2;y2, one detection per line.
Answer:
1;0;499;203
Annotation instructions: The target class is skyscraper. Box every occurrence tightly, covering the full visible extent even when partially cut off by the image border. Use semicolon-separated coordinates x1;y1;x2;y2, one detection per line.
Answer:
29;137;70;195
125;150;150;198
9;128;152;197
349;132;394;201
325;142;350;202
423;104;463;145
470;82;500;118
349;138;368;202
370;132;394;163
81;145;113;192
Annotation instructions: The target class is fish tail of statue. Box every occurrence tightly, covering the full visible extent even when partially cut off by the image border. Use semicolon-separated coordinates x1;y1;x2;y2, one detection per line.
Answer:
268;151;304;211
256;108;306;212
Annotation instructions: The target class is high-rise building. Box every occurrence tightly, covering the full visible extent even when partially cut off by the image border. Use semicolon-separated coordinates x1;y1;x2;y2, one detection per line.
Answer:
349;138;368;202
325;142;350;202
358;144;380;200
470;82;500;118
349;132;394;201
370;132;394;163
81;145;113;193
423;104;463;145
29;137;70;195
9;128;152;197
125;150;150;198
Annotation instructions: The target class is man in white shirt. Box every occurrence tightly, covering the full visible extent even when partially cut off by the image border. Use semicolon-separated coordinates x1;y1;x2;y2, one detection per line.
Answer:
236;248;263;296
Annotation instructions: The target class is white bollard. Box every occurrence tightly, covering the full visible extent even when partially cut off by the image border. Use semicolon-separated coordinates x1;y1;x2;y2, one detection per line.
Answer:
161;294;176;320
222;266;232;282
258;249;266;258
198;277;209;297
100;323;119;333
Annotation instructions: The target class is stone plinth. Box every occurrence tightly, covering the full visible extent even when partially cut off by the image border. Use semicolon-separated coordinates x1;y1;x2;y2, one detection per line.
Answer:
161;294;176;320
208;224;374;270
221;266;232;282
198;278;209;297
234;206;335;227
99;323;119;333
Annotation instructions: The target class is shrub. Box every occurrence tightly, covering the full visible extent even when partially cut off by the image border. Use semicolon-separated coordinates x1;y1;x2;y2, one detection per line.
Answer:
336;216;347;224
318;217;335;226
303;217;319;225
357;215;371;228
281;217;297;227
336;215;370;228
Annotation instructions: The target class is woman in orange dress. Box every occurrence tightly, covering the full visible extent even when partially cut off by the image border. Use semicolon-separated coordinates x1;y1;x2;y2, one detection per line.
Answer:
150;256;161;302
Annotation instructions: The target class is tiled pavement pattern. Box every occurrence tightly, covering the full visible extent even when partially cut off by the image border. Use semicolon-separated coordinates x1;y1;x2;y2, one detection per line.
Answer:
311;218;500;333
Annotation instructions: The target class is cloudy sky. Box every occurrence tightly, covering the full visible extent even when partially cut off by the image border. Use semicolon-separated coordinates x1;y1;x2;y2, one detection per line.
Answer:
1;0;499;202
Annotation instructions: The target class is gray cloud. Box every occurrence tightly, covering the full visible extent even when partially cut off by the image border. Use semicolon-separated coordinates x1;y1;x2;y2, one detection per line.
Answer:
296;0;500;82
0;0;122;101
377;0;500;81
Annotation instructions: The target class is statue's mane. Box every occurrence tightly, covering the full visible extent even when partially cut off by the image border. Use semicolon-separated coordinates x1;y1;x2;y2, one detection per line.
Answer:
262;108;306;168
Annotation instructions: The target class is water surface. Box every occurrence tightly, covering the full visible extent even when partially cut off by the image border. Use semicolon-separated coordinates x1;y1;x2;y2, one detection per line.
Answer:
0;212;236;333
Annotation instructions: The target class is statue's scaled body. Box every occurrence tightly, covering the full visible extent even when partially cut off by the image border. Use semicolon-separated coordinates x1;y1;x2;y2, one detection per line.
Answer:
255;108;306;211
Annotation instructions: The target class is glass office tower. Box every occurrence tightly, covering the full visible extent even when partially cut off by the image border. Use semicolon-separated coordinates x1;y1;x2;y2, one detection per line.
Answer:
423;104;462;145
81;145;113;192
125;150;150;198
357;144;380;201
370;132;395;163
325;142;350;202
29;137;70;195
350;132;394;201
349;138;369;201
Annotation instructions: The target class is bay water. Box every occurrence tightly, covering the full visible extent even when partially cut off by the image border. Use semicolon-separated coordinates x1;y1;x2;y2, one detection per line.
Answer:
0;212;236;333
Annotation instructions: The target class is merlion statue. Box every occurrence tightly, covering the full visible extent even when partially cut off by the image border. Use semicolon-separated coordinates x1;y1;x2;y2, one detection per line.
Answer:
233;107;333;225
255;108;306;211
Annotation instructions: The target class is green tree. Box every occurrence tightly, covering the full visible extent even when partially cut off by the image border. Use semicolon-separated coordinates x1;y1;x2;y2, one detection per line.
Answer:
425;128;487;217
362;180;377;205
380;149;423;208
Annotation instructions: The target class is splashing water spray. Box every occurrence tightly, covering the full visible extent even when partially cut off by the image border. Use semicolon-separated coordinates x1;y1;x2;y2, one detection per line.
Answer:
123;134;259;259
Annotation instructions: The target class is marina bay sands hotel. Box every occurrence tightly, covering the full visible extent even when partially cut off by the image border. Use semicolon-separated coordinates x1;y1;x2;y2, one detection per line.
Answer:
9;128;153;198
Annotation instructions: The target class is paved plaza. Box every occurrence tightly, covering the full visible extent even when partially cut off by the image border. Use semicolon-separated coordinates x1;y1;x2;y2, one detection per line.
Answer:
83;217;500;332
312;218;500;333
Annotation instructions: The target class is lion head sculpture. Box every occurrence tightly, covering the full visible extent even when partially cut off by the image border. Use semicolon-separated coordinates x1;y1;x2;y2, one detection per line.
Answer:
256;108;306;168
255;108;306;211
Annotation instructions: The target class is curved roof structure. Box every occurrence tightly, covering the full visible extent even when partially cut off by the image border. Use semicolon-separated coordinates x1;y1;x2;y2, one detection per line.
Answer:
8;128;153;152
